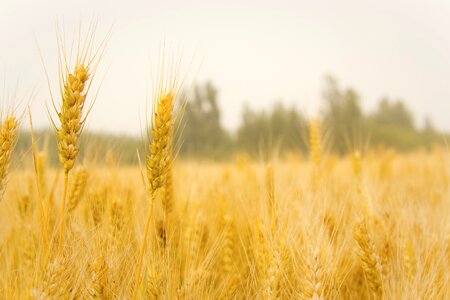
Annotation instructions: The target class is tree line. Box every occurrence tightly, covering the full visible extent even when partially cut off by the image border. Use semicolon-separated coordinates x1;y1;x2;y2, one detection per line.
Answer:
13;75;446;166
179;76;444;158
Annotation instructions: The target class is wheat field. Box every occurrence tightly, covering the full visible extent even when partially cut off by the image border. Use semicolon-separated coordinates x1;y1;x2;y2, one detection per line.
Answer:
0;27;449;300
0;147;449;299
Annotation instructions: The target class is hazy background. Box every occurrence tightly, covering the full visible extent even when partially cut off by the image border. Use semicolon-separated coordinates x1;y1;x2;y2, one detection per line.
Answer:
1;0;450;136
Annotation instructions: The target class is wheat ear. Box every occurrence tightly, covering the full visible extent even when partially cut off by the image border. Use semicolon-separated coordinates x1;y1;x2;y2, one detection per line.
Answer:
52;23;108;255
132;58;183;298
353;218;383;299
55;62;90;256
0;115;19;200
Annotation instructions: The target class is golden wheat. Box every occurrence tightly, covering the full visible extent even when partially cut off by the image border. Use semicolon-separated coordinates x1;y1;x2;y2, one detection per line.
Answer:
0;29;448;300
0;115;18;200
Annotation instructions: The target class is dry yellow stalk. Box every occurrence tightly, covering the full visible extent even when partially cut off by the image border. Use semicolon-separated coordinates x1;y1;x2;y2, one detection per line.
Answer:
186;212;205;270
133;58;183;299
353;218;383;299
56;64;89;173
67;167;88;213
55;63;90;254
165;166;174;215
221;214;235;275
17;194;33;222
109;199;126;241
37;257;73;299
403;239;416;278
265;165;277;228
20;227;37;288
0;115;18;200
253;219;267;280
309;119;322;191
302;248;325;300
353;150;362;179
146;264;163;299
29;112;51;251
86;254;108;299
51;23;108;256
266;246;281;300
380;238;391;278
36;152;47;197
309;119;321;167
54;63;90;256
86;188;107;228
446;232;450;267
146;92;175;210
221;214;240;297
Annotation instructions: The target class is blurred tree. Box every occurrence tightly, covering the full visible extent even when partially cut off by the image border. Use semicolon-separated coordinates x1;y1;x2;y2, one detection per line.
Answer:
419;116;440;149
423;117;436;135
367;97;423;150
322;76;365;153
371;98;415;129
237;105;270;154
237;102;307;155
177;81;232;158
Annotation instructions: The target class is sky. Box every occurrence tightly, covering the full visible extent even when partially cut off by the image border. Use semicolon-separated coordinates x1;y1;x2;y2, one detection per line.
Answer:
1;0;450;135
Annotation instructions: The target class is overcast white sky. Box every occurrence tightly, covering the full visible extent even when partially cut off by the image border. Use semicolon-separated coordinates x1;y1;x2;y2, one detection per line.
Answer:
1;0;450;135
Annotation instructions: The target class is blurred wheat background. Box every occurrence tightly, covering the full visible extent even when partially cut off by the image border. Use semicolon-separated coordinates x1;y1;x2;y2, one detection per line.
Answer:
1;1;450;299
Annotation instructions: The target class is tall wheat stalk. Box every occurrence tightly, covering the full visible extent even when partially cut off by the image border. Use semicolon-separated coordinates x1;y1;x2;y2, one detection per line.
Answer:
29;112;49;253
48;22;108;255
132;56;183;298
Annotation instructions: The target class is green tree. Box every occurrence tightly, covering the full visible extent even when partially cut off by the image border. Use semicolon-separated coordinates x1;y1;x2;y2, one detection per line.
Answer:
237;102;306;155
371;98;414;129
367;97;422;150
322;76;365;153
177;82;231;158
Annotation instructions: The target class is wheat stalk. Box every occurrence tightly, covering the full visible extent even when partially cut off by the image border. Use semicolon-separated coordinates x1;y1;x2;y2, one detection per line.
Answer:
67;167;88;214
0;115;19;201
354;218;383;299
309;119;321;167
132;54;184;299
50;22;107;256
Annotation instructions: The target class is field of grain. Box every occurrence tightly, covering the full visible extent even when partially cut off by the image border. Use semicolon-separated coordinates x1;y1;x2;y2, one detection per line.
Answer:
0;147;449;299
0;24;449;300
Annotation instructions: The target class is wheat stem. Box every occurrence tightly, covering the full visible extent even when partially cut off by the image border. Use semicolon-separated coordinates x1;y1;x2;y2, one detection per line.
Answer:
132;193;155;299
57;171;69;256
